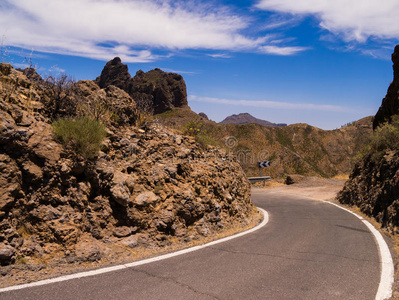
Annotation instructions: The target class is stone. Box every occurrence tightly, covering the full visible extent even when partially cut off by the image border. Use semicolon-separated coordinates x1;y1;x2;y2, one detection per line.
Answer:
75;237;103;262
110;171;135;206
113;226;132;238
285;174;305;185
134;191;160;207
22;160;43;183
121;235;139;248
0;244;15;265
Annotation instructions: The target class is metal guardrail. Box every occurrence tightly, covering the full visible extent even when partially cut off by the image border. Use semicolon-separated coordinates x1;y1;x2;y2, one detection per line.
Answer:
248;176;271;182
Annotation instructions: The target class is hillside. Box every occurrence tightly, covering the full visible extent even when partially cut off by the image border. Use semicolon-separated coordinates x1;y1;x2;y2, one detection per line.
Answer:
0;63;258;278
337;45;399;233
220;113;287;127
157;107;373;178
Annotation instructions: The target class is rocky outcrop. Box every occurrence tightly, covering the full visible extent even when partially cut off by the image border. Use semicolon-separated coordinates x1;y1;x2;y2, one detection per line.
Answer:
0;64;255;267
199;112;209;120
373;45;399;129
95;58;188;114
338;45;399;233
337;151;399;233
95;57;131;91
74;80;137;126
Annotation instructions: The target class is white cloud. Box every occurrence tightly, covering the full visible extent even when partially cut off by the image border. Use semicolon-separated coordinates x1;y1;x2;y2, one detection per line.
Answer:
255;0;399;42
207;53;233;59
161;68;197;75
0;0;307;62
189;95;349;112
259;45;308;55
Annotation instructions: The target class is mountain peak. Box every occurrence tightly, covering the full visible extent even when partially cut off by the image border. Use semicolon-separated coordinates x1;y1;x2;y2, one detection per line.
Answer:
220;113;286;127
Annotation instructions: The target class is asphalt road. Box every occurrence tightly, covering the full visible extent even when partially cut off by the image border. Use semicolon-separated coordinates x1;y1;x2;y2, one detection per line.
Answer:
1;191;383;300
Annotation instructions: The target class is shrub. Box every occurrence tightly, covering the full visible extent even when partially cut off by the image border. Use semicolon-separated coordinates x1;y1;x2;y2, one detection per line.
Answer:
183;121;205;136
52;117;107;159
357;115;399;162
195;134;218;149
43;73;78;118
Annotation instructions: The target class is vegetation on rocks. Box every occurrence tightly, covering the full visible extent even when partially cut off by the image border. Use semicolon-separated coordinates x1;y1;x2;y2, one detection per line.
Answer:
52;117;107;159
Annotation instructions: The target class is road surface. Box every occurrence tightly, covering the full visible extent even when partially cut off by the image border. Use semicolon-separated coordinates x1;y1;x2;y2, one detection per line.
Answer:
1;191;386;299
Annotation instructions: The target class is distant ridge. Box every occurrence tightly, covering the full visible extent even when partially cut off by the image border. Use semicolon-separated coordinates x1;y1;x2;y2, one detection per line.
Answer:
220;113;287;127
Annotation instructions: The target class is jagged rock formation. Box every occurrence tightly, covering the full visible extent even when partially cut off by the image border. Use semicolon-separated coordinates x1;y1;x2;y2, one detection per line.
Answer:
220;113;287;127
95;58;188;114
95;57;131;91
373;45;399;129
337;150;399;232
338;45;399;233
199;112;209;120
0;64;255;267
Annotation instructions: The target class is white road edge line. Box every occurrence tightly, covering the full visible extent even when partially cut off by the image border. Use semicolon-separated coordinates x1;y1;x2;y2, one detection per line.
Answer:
0;208;269;293
326;202;394;300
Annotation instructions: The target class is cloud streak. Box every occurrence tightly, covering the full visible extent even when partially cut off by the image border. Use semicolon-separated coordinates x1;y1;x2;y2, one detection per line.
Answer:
0;0;307;62
189;95;349;112
255;0;399;42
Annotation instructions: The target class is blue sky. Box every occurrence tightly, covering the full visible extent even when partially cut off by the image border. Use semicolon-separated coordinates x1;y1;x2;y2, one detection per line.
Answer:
1;0;398;129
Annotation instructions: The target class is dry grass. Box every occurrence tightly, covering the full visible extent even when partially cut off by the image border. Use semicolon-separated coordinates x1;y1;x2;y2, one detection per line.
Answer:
332;174;350;180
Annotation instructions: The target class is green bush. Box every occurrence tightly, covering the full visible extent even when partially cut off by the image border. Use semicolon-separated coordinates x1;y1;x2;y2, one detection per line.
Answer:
357;115;399;162
52;117;107;159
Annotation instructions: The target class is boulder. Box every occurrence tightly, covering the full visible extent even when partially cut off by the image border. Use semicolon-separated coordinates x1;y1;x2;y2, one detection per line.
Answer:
0;244;15;265
285;174;305;185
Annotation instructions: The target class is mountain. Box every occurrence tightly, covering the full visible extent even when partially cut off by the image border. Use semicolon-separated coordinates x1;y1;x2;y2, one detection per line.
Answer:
157;108;373;178
220;113;287;127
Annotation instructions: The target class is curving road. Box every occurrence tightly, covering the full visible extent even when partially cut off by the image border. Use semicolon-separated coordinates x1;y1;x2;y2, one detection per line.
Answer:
1;190;391;299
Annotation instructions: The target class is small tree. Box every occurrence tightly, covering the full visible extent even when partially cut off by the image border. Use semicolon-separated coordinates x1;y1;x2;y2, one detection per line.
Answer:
43;73;77;118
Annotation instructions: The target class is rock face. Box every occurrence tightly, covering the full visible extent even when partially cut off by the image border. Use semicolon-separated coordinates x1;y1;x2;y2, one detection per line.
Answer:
338;45;399;233
95;58;188;114
0;64;255;266
199;112;209;120
373;45;399;129
220;113;286;127
337;151;399;232
95;57;131;91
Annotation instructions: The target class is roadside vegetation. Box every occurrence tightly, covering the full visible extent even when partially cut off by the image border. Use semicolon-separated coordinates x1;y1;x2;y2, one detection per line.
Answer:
356;115;399;163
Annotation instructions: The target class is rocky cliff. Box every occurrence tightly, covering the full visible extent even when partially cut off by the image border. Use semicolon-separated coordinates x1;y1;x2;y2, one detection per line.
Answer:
373;45;399;129
338;45;399;233
0;63;256;273
95;58;188;114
